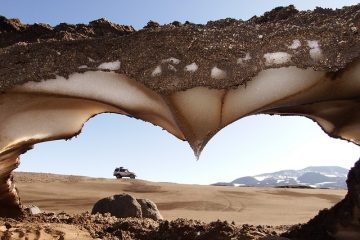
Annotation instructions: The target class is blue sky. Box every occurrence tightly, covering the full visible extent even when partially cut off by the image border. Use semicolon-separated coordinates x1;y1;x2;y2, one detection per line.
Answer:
2;0;360;184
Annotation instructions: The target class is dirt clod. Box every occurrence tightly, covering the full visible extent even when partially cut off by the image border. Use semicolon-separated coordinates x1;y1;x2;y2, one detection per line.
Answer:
0;213;290;240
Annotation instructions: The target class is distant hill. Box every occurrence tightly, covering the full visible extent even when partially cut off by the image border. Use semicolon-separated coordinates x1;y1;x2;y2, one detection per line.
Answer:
212;166;349;189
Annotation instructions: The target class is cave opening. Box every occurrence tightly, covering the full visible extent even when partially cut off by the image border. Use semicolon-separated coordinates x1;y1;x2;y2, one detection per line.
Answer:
15;113;360;184
12;112;358;225
0;3;359;237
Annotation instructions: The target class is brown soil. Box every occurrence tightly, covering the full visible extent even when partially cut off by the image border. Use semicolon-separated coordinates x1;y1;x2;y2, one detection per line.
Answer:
0;172;347;239
0;212;290;240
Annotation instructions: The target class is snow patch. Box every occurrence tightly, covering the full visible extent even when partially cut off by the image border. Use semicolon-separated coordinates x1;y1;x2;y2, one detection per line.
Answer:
307;40;323;61
78;65;88;69
288;39;301;49
324;174;337;178
152;66;162;77
184;63;198;72
98;60;121;71
254;176;269;181
264;52;292;66
234;184;245;187
162;57;181;65
315;182;336;186
237;53;251;65
211;67;227;80
307;40;319;49
168;65;177;72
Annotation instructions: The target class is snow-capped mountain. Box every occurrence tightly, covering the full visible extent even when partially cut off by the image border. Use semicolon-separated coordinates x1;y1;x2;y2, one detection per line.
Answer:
213;166;349;189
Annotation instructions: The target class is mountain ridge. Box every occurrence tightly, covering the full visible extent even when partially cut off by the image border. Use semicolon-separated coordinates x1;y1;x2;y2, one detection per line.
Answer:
214;166;348;189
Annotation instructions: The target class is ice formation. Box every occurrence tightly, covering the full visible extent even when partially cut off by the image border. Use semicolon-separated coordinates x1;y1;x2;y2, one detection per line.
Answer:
237;53;251;65
263;52;292;65
210;67;227;80
307;40;323;61
288;39;301;49
97;60;121;71
184;63;198;72
151;66;162;77
0;4;360;238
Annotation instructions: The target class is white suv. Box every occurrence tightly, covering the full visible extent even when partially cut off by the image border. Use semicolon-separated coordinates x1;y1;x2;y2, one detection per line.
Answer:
113;167;136;179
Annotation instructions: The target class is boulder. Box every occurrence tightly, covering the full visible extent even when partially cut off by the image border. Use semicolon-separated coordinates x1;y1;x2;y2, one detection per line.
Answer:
91;194;142;218
91;194;163;220
137;198;163;220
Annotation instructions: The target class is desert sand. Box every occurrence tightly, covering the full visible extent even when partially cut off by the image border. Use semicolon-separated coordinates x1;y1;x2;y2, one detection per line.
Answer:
14;172;346;226
0;172;348;239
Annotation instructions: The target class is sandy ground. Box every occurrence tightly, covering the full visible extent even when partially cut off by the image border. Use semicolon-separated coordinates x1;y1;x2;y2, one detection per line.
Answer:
14;172;346;226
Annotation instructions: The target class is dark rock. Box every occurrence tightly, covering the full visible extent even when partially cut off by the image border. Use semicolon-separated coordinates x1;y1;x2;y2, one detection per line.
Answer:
251;5;299;24
171;21;182;27
0;16;24;33
4;222;11;229
91;194;142;218
0;16;134;48
137;198;163;220
144;21;160;29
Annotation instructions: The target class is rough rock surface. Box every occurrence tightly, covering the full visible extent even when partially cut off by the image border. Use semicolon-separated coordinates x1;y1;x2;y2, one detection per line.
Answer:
91;194;142;218
0;16;134;48
137;198;163;220
91;194;163;221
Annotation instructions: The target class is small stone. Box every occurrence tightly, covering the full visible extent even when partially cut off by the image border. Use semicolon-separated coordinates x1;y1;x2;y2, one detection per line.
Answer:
171;21;182;27
5;222;11;229
24;205;42;215
144;21;160;29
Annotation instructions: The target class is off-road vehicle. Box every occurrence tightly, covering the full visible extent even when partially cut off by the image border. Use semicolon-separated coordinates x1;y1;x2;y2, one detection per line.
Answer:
113;167;136;179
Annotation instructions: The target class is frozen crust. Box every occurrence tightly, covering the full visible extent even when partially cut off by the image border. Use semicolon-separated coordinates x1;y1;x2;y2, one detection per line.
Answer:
0;5;359;94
